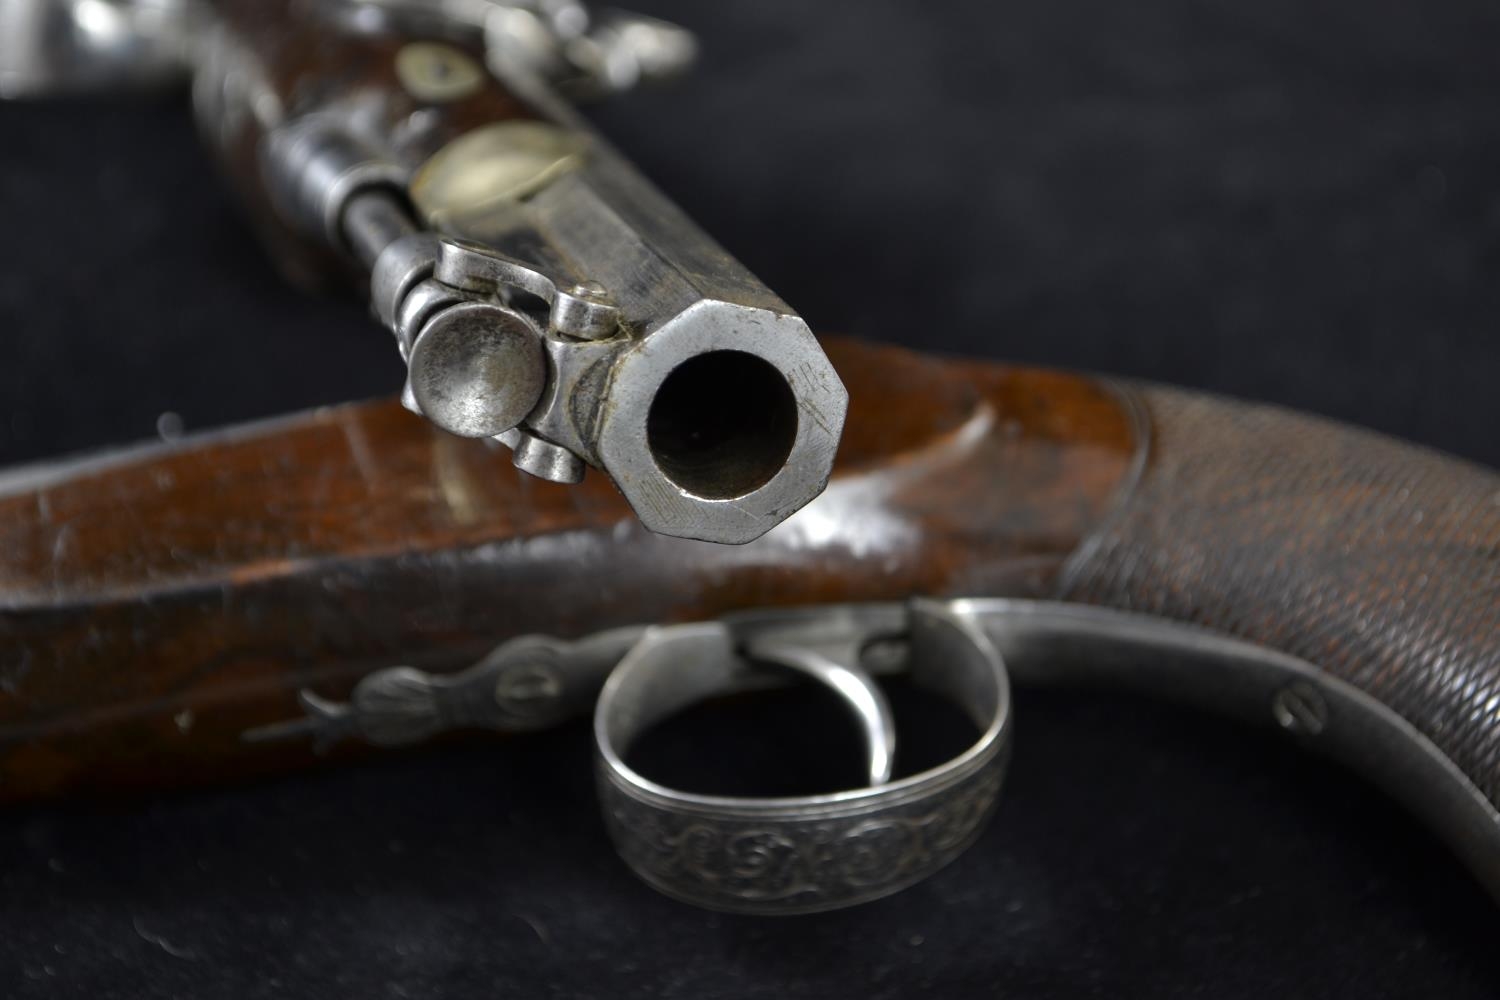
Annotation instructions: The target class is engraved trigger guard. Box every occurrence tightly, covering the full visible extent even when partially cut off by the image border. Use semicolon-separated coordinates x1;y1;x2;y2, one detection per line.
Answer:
596;600;1012;914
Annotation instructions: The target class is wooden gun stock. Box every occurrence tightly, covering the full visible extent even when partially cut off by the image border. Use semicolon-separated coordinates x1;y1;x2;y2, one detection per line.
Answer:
1;337;1498;893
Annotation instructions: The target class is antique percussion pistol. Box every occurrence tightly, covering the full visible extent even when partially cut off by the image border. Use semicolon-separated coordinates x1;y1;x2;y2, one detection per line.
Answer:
1;0;1498;915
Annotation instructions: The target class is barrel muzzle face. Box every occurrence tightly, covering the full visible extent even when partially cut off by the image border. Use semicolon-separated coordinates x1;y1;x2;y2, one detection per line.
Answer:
596;301;847;545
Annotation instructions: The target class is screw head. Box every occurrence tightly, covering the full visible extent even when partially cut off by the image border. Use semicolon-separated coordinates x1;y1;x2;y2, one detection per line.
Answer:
1272;682;1329;735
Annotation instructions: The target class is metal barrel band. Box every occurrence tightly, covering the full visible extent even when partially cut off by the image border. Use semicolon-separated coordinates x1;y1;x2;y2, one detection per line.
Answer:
593;600;1013;915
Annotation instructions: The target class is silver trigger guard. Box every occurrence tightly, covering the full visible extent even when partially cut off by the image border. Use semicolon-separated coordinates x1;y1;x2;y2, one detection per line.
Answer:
595;600;1012;915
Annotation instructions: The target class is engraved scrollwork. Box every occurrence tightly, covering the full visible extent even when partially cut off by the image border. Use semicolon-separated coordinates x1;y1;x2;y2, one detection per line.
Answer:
600;762;1005;913
487;637;567;730
347;666;442;746
836;818;923;888
240;627;643;749
594;602;1012;914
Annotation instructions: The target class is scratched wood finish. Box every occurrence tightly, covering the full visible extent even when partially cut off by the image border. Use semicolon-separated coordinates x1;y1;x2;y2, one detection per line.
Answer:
0;338;1136;799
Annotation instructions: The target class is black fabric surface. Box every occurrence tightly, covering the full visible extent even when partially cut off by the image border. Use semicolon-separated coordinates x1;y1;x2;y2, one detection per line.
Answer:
2;1;1499;996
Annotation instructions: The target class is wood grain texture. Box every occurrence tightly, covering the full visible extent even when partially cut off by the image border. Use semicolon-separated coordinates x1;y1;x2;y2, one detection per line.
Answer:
0;338;1136;798
1062;386;1500;809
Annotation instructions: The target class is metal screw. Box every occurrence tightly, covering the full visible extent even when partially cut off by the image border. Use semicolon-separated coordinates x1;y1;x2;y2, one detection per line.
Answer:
1271;682;1328;735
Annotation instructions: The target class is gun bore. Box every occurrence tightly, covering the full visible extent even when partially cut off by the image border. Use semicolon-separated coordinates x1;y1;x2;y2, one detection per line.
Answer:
646;351;798;501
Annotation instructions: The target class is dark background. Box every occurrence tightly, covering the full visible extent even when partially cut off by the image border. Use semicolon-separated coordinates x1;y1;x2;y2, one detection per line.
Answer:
2;0;1499;996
